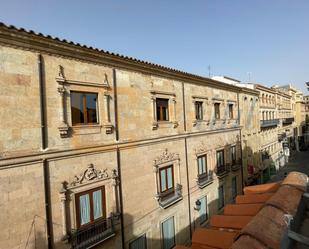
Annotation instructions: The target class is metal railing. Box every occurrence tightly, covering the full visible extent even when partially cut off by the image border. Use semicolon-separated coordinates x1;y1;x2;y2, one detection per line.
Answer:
197;173;214;187
158;184;183;208
70;216;115;249
260;119;280;128
216;165;228;176
231;159;242;171
282;117;294;125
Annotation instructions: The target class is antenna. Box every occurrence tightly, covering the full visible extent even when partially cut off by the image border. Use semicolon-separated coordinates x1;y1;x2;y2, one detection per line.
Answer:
208;65;211;78
247;72;252;82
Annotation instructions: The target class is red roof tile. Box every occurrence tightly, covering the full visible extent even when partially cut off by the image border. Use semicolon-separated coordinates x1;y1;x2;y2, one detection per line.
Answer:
281;171;308;192
243;182;281;195
210;215;252;230
231;235;268;249
192;228;237;249
235;193;273;204
223;204;263;216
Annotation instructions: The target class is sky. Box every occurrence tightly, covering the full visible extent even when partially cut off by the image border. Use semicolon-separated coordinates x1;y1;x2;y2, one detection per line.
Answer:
1;0;309;93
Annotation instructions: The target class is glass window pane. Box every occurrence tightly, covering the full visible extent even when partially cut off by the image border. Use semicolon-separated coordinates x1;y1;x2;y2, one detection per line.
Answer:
86;93;98;123
160;169;167;192
199;196;207;224
71;92;84;125
93;190;103;220
162;217;175;249
79;194;90;225
129;235;146;249
167;167;173;189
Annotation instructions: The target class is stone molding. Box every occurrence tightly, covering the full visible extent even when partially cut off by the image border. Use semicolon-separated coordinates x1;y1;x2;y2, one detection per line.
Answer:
153;148;180;165
69;163;118;187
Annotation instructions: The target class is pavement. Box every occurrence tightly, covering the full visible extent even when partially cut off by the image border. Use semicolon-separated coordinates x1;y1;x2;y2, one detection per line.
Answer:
269;150;309;182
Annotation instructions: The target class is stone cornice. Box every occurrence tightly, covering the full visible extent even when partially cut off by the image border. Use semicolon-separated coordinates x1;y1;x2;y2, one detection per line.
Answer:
0;23;241;93
0;126;241;167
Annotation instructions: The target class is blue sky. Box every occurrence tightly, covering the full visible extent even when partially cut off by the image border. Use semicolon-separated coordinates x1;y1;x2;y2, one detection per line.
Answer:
1;0;309;93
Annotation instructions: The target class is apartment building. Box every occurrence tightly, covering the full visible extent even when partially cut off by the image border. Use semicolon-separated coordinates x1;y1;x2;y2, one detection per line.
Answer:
0;23;244;249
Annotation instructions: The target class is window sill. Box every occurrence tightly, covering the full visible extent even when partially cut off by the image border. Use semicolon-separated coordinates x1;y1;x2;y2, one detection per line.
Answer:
197;175;214;189
153;121;178;129
157;184;183;209
216;170;229;178
231;164;241;171
72;124;102;135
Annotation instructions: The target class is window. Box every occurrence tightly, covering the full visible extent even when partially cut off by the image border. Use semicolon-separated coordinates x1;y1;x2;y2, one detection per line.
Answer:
214;103;220;119
129;234;147;249
231;146;236;165
162;217;175;249
232;177;237;200
199;196;208;224
159;166;174;194
197;155;207;176
71;91;98;125
216;150;225;174
228;104;233;119
75;186;106;228
156;98;169;121
195;101;203;120
218;185;225;209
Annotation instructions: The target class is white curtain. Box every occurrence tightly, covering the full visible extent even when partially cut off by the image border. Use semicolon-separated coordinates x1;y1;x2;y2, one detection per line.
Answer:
162;217;175;249
79;194;90;225
93;190;103;219
167;167;173;189
160;170;166;192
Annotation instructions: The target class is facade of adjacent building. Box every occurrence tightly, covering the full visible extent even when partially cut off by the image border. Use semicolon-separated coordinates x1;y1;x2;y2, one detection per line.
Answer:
0;23;307;249
0;24;244;249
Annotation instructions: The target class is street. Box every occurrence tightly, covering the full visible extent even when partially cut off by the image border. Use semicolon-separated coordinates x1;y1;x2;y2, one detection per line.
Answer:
270;150;309;182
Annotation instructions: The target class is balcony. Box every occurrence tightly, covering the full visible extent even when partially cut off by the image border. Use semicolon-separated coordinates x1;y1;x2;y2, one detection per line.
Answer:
197;172;214;188
157;184;183;209
70;216;115;249
231;159;242;171
216;165;229;178
282;117;294;125
278;132;287;142
260;119;279;128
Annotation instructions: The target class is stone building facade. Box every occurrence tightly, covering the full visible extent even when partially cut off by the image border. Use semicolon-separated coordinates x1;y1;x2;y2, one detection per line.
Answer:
0;24;244;249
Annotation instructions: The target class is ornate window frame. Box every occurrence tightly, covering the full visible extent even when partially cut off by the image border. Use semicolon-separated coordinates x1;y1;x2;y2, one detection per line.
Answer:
56;65;113;137
192;96;209;126
153;149;182;208
59;163;119;240
194;142;214;188
150;90;178;130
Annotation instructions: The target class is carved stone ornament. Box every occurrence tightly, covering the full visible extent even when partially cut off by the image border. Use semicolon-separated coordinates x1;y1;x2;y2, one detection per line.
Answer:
69;163;117;187
154;149;179;165
194;141;209;154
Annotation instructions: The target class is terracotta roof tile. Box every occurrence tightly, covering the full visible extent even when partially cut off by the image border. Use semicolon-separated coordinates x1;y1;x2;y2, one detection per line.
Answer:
235;193;273;204
243;182;281;195
192;228;237;249
239;206;287;249
281;171;308;192
223;204;263;216
231;235;268;249
265;185;303;215
210;215;252;230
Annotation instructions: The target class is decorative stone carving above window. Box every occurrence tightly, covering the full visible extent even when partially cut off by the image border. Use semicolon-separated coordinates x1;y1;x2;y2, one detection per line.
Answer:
194;142;209;155
69;163;118;187
153;148;180;165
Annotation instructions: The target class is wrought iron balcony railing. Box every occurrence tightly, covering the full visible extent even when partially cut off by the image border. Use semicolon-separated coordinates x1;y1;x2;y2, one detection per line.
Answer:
282;117;294;125
231;159;242;171
70;216;115;249
157;184;183;209
216;165;228;177
260;119;280;128
197;172;214;188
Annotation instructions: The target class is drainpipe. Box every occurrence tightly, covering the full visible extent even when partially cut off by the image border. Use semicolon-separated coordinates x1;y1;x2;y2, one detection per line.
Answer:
237;92;245;192
38;54;53;248
184;138;192;240
113;69;125;249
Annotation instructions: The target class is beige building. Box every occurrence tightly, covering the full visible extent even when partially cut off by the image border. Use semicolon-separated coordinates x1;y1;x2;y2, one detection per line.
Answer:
0;24;244;249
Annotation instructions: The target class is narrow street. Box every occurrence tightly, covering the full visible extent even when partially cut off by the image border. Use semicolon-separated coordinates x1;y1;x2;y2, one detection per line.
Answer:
270;150;309;181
